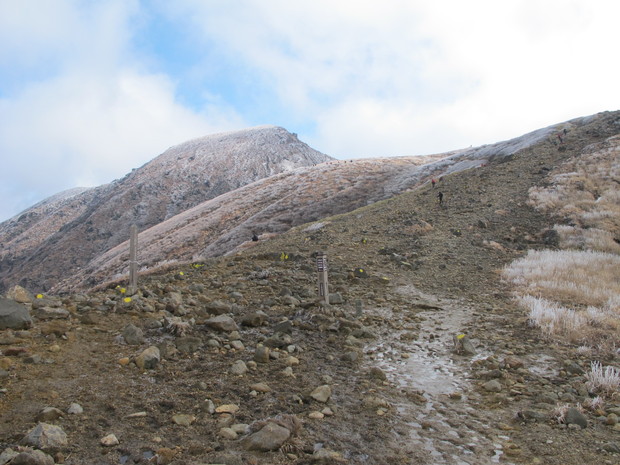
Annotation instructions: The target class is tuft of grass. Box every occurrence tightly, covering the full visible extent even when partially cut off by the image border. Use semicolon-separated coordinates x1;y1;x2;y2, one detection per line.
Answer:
586;361;620;397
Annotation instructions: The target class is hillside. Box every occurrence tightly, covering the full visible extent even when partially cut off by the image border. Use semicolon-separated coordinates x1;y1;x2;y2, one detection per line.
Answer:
0;126;333;294
1;110;619;465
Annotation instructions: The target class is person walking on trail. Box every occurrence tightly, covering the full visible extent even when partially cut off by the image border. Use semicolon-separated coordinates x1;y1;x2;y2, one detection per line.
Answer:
431;178;436;188
437;191;444;206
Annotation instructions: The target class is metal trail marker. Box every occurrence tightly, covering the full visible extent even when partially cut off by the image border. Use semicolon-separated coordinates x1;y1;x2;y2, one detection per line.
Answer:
316;251;329;304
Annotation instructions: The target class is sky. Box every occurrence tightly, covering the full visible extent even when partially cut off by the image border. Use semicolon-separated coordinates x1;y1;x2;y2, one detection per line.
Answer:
1;0;619;222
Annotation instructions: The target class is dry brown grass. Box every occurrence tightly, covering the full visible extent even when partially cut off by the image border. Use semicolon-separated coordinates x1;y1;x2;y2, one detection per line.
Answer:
504;135;620;354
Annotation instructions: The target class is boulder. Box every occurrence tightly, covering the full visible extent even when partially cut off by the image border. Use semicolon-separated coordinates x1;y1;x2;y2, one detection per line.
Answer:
31;307;70;320
241;422;291;451
135;346;161;370
6;285;34;304
565;407;588;429
310;385;332;403
204;315;238;332
0;297;32;329
122;324;144;345
8;449;54;465
22;423;68;449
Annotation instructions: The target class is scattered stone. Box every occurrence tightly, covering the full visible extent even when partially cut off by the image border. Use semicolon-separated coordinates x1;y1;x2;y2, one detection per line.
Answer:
172;414;196;426
205;300;232;315
6;285;34;304
241;422;291;451
135;346;161;370
483;380;502;393
100;433;119;447
565;407;588;429
230;360;248;376
7;449;55;465
254;345;270;363
264;332;292;348
250;382;272;393
122;324;144;345
240;312;267;327
175;336;202;353
309;411;324;419
204;315;238;332
312;448;346;462
328;293;344;304
218;427;238;440
31;307;70;320
453;334;476;355
0;297;32;330
230;340;245;351
215;404;239;414
22;423;68;449
310;385;332;403
35;407;64;422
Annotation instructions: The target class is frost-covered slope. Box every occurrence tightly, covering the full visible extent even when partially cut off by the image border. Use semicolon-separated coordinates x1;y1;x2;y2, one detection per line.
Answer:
0;126;332;293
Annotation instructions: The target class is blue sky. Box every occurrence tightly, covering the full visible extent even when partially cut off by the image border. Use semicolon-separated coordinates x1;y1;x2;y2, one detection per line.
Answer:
1;0;619;222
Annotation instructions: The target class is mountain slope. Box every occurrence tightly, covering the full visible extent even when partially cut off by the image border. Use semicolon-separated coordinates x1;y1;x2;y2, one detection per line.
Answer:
0;126;332;293
53;111;619;293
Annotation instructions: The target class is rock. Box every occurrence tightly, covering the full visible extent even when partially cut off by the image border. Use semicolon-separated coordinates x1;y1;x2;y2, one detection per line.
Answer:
31;307;70;320
453;334;476;355
218;427;238;440
215;404;239;414
310;385;332;403
264;332;292;348
565;407;588;429
483;380;502;393
135;346;160;370
35;407;64;422
122;324;144;345
204;315;238;332
273;319;293;334
39;321;70;337
6;285;34;304
231;360;248;376
230;340;244;351
312;448;345;462
0;297;32;329
0;448;18;464
367;367;387;381
67;402;84;415
205;300;232;315
250;382;272;393
172;414;196;426
254;345;270;363
329;293;344;304
22;423;68;449
100;433;119;446
241;312;267;327
241;422;291;451
309;411;324;419
281;295;301;306
8;449;55;465
175;336;202;353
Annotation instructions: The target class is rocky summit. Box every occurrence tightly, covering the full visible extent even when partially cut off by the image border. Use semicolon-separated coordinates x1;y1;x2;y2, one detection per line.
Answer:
0;110;619;465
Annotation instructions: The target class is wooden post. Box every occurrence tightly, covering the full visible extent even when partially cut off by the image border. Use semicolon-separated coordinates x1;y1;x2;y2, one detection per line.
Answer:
316;251;329;304
129;224;138;294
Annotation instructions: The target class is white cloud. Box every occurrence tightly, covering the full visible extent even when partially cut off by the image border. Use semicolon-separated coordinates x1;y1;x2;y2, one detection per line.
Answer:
168;0;620;155
0;0;244;221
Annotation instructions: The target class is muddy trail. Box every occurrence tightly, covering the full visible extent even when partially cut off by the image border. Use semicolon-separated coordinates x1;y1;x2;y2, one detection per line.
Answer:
2;112;620;464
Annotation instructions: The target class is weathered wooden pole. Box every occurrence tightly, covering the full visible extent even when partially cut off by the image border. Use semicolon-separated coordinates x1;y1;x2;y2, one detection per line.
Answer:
316;251;329;304
129;224;138;294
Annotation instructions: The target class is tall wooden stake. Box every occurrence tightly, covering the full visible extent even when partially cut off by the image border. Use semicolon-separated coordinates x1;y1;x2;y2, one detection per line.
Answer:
129;224;138;294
